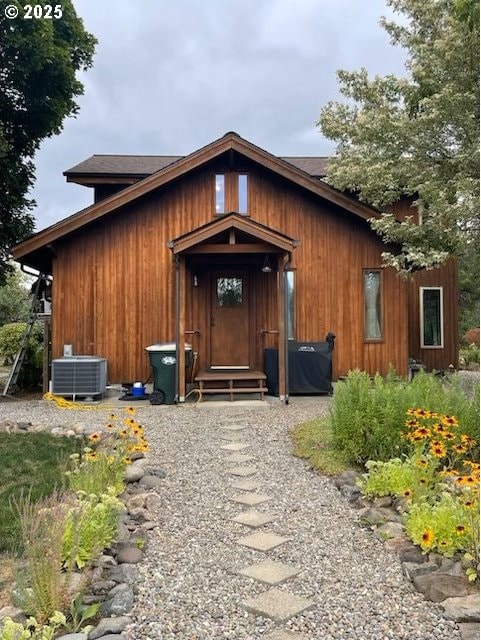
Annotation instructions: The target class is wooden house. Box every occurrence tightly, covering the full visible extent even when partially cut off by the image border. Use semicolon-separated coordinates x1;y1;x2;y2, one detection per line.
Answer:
12;132;457;401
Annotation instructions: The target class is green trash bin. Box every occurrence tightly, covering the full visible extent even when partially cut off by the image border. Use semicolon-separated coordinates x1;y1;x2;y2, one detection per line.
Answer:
145;343;192;405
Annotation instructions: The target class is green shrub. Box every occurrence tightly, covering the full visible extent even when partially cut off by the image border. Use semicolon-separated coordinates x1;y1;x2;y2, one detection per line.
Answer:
358;456;439;502
0;322;43;388
62;489;123;570
330;369;479;464
459;343;480;369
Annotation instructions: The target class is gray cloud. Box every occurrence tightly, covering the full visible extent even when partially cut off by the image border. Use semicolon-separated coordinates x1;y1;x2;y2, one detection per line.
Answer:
30;0;405;230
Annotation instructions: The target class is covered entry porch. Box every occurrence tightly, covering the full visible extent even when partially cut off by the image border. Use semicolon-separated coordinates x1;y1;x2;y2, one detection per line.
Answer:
168;213;298;402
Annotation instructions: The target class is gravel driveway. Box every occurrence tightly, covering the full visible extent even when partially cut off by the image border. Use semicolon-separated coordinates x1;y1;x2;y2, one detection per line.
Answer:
0;398;460;639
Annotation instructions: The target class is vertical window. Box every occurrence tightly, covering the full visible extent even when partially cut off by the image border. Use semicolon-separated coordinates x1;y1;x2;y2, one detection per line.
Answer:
287;270;295;340
364;270;382;340
238;174;248;214
215;174;225;214
420;287;444;348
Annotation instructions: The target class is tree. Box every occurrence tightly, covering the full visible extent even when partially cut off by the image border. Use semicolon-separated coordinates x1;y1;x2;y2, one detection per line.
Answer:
0;0;96;284
318;0;479;275
0;264;31;326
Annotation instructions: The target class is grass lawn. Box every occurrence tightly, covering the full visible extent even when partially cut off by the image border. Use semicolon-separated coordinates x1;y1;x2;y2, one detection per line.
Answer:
0;432;83;554
291;416;353;477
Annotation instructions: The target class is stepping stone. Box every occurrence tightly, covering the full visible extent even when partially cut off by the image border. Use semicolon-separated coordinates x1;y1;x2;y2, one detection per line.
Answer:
221;443;250;451
243;587;314;622
221;424;247;431
238;560;301;585
236;531;289;552
230;493;271;506
224;453;255;464
232;510;274;528
264;631;305;640
227;465;257;477
231;479;260;491
220;432;245;441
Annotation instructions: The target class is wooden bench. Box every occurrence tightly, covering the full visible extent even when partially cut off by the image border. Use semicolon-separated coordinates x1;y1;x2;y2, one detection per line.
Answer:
195;371;267;401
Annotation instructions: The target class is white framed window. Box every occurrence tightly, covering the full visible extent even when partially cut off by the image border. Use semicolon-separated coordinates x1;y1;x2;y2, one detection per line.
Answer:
420;287;444;348
364;270;382;340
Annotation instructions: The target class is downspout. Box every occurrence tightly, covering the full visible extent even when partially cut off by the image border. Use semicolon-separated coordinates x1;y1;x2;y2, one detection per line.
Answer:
283;252;292;405
174;255;180;403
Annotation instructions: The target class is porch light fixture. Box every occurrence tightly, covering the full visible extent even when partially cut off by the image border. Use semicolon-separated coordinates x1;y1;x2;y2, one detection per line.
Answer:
261;255;272;273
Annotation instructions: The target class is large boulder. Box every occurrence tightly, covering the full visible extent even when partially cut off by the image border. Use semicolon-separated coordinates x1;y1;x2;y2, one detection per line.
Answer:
441;594;480;622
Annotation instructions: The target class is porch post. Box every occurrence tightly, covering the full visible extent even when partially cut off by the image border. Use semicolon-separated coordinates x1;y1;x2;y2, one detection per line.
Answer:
277;254;287;403
178;255;186;402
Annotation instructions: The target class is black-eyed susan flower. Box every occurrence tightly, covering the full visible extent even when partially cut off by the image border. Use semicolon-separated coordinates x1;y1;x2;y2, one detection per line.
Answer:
405;419;419;428
403;489;413;499
106;423;115;429
86;451;98;461
119;429;129;438
430;443;446;458
442;415;459;427
414;409;428;418
416;458;428;468
419;478;427;485
421;529;434;547
455;524;466;535
126;406;136;415
88;432;101;442
123;456;132;465
453;444;468;455
109;413;118;420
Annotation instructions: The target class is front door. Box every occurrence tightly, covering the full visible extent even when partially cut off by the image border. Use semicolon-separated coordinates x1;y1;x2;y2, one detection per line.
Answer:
210;270;250;369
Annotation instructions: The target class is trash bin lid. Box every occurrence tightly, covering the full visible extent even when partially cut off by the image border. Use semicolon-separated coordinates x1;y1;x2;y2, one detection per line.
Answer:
145;342;192;352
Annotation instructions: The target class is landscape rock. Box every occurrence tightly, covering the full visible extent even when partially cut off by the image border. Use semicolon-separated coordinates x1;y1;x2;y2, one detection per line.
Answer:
141;521;157;530
128;507;149;523
334;470;360;488
373;496;392;508
115;523;131;543
138;475;164;489
116;546;143;564
88;616;131;639
90;580;117;594
383;536;410;554
458;623;480;640
358;507;390;526
56;634;88;640
398;543;427;564
144;492;162;511
413;573;474;602
102;584;134;616
339;484;361;502
143;466;166;478
16;422;31;431
124;465;145;483
374;522;404;541
402;561;441;581
126;493;148;509
441;594;480;622
94;554;117;568
108;563;139;584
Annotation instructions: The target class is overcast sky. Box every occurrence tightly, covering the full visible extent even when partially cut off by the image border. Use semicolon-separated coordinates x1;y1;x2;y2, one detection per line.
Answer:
31;0;406;231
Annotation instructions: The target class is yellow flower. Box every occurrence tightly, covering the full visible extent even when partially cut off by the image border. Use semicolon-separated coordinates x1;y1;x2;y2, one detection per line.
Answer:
109;413;118;420
414;409;429;418
125;406;136;415
421;529;434;548
86;451;97;461
123;456;132;465
442;415;459;428
416;427;431;438
430;443;446;458
106;423;115;429
416;458;428;468
403;489;413;499
119;429;129;438
88;432;101;442
455;524;467;535
405;419;419;428
453;444;468;455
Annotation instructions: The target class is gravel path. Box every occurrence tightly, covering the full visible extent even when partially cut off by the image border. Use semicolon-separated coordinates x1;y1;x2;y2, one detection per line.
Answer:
0;398;461;639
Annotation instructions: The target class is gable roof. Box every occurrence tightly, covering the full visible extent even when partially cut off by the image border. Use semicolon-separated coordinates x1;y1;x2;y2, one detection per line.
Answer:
12;132;379;269
64;154;329;179
169;212;299;255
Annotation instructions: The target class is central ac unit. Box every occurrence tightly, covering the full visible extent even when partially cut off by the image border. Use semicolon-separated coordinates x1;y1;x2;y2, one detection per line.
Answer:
51;356;108;399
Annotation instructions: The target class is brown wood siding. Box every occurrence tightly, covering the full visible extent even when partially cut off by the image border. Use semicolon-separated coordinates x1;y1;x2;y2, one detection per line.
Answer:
407;260;458;371
51;160;430;383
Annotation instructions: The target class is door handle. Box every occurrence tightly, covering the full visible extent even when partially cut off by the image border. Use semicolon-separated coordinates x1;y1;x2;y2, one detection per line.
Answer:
210;316;215;327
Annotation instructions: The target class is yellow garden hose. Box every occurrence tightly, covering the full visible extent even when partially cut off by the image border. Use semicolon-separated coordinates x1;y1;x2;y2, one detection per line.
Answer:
42;391;123;411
